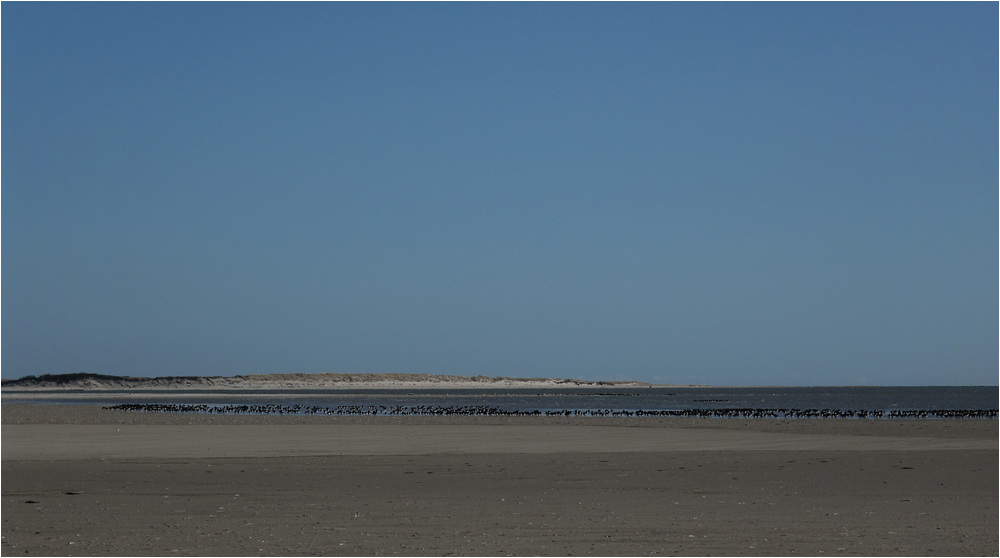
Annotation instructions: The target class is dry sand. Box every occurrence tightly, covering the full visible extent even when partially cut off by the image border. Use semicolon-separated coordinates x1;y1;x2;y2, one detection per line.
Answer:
2;404;997;556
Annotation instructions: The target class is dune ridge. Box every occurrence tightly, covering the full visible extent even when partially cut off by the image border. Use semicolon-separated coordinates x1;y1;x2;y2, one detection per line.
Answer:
1;372;659;391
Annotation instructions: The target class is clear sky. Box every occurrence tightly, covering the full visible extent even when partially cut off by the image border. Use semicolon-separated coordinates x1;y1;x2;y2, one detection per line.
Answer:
3;3;996;385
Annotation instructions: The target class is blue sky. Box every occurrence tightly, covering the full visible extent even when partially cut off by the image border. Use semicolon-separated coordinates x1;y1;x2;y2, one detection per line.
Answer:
3;3;996;385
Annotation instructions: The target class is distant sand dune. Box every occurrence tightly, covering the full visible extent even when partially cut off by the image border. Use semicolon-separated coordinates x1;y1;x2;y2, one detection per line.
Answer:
1;372;663;391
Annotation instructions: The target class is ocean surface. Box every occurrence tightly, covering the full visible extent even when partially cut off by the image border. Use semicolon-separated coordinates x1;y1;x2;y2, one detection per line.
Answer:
6;386;997;418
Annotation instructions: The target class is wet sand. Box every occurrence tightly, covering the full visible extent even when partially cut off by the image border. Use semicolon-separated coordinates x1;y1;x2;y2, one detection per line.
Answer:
2;404;997;556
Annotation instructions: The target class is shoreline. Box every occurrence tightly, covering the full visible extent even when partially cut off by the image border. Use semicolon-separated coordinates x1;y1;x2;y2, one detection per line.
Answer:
5;382;994;393
4;402;997;438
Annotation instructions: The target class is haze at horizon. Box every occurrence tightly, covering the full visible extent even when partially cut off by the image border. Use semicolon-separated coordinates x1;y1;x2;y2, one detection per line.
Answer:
3;3;996;386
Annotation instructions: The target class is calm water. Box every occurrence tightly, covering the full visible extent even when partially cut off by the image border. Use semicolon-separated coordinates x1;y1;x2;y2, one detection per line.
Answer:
6;386;997;417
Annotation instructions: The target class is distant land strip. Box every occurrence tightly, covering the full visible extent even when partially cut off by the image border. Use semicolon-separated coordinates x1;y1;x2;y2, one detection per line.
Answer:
0;372;666;391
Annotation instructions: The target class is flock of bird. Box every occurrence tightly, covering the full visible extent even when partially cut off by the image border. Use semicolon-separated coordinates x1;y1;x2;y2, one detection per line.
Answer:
102;403;997;419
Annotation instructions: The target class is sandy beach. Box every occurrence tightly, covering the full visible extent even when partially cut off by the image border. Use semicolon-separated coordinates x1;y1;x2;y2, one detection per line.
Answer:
2;404;996;556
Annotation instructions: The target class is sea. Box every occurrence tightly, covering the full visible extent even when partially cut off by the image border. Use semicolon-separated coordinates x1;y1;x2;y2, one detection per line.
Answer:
6;386;997;419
